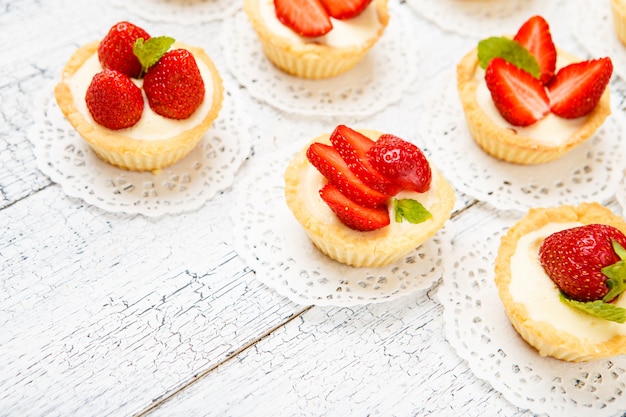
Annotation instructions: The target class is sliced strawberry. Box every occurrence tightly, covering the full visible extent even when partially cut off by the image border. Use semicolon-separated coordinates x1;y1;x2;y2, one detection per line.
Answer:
513;15;557;85
539;224;626;302
143;49;205;120
329;125;401;196
367;134;432;193
547;58;613;119
319;184;389;231
275;0;333;37
485;57;550;127
85;69;144;130
307;142;388;208
98;21;151;79
319;0;373;20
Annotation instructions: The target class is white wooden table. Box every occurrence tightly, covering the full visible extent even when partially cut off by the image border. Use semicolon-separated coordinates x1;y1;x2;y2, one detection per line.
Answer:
2;0;625;416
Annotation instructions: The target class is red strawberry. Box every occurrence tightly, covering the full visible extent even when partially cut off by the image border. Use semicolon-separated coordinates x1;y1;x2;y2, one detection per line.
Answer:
306;142;388;208
366;134;432;193
143;49;205;120
539;224;626;302
513;15;557;85
85;69;144;130
275;0;333;37
547;58;613;119
319;184;389;231
98;21;151;78
329;125;401;196
320;0;373;20
485;57;550;126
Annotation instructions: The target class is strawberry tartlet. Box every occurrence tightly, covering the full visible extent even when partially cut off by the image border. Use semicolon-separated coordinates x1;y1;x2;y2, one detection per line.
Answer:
284;125;455;268
495;202;626;362
55;21;224;172
243;0;389;79
457;15;612;164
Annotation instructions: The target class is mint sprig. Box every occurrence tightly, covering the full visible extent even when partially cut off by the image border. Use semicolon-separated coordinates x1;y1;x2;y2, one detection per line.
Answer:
133;36;175;78
477;36;541;79
560;294;626;323
393;199;432;224
601;239;626;302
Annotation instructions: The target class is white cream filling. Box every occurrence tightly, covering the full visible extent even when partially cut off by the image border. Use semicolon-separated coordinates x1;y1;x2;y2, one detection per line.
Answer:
66;48;214;141
475;55;587;147
299;162;440;238
259;0;382;48
510;222;626;343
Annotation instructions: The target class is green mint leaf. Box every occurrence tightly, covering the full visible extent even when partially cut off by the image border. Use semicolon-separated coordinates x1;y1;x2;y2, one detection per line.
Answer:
133;36;175;77
393;199;432;224
477;36;541;79
560;294;626;323
613;239;626;260
601;240;626;302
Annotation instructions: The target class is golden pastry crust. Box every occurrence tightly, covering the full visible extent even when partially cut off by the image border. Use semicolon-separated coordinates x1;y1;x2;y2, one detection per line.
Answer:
495;203;626;362
54;41;224;173
284;130;456;268
243;0;389;79
457;47;611;165
612;0;626;46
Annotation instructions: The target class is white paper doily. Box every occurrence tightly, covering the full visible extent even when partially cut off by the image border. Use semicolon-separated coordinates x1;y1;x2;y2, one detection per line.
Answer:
420;72;626;211
109;0;239;23
30;85;250;217
230;144;453;306
438;206;626;417
405;0;559;38
572;0;626;81
220;3;420;117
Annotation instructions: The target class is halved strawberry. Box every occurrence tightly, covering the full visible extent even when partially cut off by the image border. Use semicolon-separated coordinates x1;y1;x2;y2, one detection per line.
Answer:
319;184;389;231
329;125;401;196
485;57;550;127
539;224;626;302
513;15;557;85
320;0;373;20
307;142;388;208
367;134;432;193
547;57;613;119
275;0;332;37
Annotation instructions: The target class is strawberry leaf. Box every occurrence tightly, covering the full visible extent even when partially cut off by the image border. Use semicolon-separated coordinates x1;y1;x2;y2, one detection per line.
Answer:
393;199;432;224
477;36;541;79
559;294;626;323
601;239;626;302
133;36;175;78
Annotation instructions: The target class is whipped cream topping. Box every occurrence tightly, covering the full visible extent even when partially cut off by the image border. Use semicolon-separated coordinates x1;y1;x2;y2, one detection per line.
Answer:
66;48;215;141
475;55;588;147
258;0;382;48
299;160;441;238
509;222;626;343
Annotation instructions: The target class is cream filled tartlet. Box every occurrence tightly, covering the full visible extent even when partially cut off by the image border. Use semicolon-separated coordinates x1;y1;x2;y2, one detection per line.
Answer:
284;125;455;267
55;21;224;172
495;203;626;362
457;15;612;164
243;0;389;79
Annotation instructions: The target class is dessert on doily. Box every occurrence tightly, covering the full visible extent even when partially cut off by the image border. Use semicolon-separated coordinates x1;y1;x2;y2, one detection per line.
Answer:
55;21;224;172
457;15;612;164
613;0;626;46
243;0;389;79
284;124;455;268
495;202;626;362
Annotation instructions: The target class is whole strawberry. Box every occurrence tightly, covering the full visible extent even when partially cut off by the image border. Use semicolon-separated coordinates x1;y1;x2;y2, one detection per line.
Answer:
366;134;432;193
98;21;151;78
143;49;205;120
539;224;626;302
85;69;144;130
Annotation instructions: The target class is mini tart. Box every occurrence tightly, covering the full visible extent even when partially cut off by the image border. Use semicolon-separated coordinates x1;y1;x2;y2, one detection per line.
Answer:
613;0;626;46
54;41;224;173
284;130;456;268
495;202;626;362
243;0;389;79
457;47;611;165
